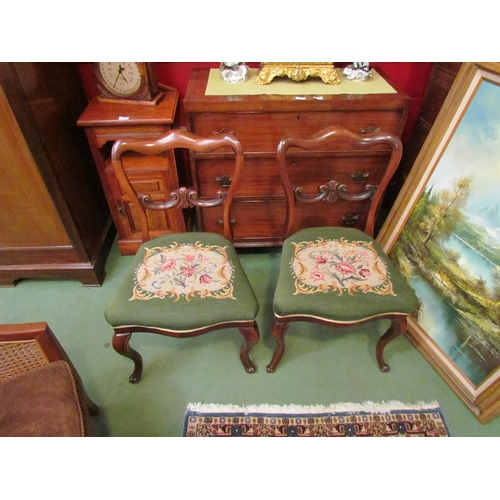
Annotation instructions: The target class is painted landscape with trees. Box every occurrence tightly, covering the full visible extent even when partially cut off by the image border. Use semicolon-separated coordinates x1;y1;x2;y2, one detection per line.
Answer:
389;78;500;385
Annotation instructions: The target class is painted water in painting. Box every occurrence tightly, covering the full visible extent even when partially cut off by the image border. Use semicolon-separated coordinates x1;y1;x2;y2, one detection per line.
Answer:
391;79;500;386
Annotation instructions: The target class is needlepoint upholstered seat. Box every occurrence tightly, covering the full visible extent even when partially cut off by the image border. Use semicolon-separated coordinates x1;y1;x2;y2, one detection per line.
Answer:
267;126;418;373
104;130;260;383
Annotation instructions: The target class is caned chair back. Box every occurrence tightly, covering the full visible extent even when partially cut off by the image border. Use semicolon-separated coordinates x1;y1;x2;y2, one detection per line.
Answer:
111;129;244;243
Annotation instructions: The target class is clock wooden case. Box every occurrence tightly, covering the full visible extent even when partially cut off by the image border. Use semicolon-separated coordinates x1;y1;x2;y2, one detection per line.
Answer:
93;63;162;105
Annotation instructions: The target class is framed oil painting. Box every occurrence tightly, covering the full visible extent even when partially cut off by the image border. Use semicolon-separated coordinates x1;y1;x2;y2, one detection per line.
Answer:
377;62;500;424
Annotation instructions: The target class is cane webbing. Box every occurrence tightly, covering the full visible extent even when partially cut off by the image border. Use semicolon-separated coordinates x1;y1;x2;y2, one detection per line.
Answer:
0;340;49;382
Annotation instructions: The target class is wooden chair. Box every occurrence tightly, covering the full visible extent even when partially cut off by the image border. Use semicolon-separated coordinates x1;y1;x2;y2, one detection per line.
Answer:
267;126;418;373
0;322;98;436
104;130;260;383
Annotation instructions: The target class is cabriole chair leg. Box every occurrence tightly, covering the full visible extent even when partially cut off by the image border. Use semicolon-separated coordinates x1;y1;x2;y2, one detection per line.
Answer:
375;316;407;372
266;319;290;373
239;322;260;373
112;331;143;383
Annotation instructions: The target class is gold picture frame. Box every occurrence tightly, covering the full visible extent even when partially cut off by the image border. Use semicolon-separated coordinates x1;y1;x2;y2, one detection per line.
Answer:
255;62;339;85
377;62;500;424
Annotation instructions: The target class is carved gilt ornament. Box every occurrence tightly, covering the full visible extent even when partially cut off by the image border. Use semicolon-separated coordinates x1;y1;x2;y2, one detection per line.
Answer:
256;63;340;85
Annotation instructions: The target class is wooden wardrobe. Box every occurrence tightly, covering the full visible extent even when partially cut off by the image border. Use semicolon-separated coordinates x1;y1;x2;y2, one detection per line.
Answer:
0;63;114;286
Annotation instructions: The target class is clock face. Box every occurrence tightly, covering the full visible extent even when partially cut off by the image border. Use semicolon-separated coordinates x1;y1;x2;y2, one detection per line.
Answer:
97;62;143;97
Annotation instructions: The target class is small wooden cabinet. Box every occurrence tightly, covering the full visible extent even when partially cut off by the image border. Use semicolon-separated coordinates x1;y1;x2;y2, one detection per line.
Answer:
185;68;411;247
77;91;185;255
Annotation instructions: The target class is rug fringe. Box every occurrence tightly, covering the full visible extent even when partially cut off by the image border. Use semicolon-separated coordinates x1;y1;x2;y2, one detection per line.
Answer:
186;400;441;414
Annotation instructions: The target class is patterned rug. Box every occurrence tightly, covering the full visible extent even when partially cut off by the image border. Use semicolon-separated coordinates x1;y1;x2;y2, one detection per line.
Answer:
183;401;451;437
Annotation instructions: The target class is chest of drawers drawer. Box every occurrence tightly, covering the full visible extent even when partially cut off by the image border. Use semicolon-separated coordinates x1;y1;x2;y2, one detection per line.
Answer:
200;196;375;246
200;199;287;247
191;110;404;154
195;157;284;197
286;152;390;195
196;152;389;196
91;125;167;148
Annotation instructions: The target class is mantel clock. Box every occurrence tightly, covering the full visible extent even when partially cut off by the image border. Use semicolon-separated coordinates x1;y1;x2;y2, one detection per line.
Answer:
93;62;163;105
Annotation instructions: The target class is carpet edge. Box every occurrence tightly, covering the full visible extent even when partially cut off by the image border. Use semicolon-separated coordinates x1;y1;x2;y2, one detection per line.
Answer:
186;400;442;414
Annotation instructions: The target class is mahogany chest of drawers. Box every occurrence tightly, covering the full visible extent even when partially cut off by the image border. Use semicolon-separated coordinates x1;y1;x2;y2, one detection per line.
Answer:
184;68;411;247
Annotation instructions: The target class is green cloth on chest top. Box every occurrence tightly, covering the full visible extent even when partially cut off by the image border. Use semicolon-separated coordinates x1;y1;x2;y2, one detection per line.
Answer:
273;227;418;323
105;232;259;332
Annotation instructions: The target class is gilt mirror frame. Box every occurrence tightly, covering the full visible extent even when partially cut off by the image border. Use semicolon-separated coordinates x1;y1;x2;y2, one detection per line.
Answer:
377;62;500;424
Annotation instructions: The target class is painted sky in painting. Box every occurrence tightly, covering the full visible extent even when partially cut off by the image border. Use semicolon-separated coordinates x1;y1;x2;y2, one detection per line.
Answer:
426;77;500;211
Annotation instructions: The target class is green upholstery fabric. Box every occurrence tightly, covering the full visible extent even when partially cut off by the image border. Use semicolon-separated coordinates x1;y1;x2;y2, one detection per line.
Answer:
105;232;259;332
273;227;418;323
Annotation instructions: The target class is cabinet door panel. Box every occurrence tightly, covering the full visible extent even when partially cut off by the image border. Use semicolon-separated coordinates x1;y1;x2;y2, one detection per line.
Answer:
0;86;70;248
105;154;184;241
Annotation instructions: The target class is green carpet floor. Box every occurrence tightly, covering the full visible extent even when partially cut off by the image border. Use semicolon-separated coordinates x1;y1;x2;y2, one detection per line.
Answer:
1;239;500;437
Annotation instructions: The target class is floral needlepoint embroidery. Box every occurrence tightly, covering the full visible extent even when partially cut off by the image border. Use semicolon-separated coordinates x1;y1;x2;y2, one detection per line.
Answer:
130;242;235;301
291;237;396;296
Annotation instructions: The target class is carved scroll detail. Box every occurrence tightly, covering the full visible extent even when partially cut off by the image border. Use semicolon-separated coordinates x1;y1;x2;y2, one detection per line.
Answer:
294;181;378;204
337;184;378;201
140;188;225;210
294;181;339;203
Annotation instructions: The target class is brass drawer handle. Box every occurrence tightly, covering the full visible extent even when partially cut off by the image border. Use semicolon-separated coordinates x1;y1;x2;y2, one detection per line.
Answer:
360;124;381;134
218;218;236;225
216;175;233;187
351;171;369;183
341;213;359;226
